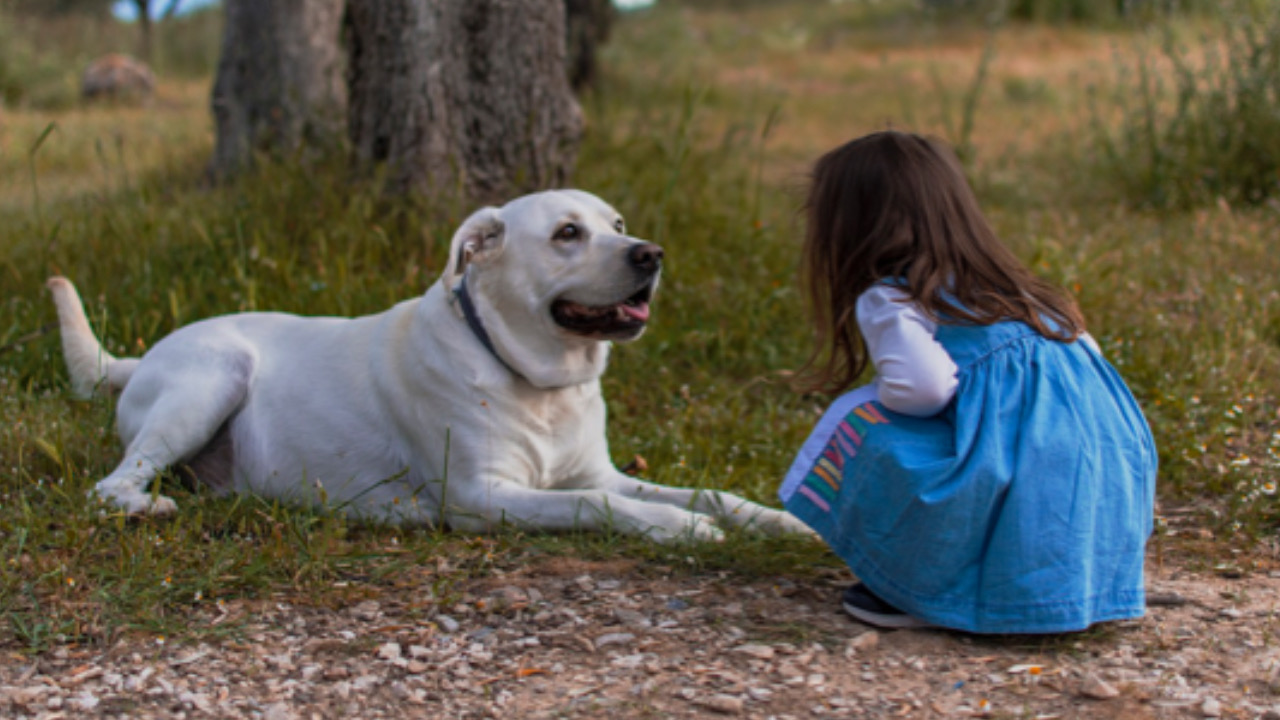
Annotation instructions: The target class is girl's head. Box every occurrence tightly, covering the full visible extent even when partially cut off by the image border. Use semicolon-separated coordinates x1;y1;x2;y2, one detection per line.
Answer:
799;130;1084;393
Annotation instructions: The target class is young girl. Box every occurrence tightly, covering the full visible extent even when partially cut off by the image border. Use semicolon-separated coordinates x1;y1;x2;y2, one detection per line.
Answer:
779;131;1156;633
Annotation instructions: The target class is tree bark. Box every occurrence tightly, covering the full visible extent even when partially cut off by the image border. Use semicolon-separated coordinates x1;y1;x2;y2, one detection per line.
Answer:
133;0;153;63
565;0;615;92
209;0;346;179
347;0;583;202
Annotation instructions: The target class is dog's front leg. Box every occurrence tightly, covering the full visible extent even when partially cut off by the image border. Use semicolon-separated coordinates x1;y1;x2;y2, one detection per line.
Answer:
443;479;724;543
593;473;814;537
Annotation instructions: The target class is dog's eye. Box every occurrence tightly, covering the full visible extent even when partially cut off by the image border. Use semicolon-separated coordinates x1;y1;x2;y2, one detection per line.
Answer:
553;223;581;241
614;218;625;233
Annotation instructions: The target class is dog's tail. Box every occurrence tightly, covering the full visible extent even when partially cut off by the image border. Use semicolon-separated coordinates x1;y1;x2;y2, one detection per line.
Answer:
46;277;140;399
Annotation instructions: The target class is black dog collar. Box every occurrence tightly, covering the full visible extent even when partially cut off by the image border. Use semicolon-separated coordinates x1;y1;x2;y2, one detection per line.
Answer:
453;274;518;377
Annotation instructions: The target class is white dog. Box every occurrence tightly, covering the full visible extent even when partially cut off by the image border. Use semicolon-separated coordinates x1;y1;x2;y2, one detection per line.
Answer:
49;190;809;543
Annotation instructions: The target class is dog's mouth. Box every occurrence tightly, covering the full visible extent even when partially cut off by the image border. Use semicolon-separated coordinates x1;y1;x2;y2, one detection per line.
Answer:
551;284;654;340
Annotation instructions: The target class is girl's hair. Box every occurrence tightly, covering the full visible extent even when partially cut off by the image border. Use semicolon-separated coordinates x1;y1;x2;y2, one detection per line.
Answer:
797;130;1085;394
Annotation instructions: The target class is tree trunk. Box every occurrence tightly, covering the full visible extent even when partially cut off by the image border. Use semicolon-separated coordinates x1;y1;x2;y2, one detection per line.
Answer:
565;0;615;92
209;0;346;179
347;0;583;202
133;0;153;63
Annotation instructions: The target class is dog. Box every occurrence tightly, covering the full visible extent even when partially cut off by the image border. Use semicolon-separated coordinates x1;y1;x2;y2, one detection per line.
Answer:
48;190;810;543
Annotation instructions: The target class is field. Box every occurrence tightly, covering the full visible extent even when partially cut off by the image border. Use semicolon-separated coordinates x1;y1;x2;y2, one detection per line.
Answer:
2;0;1279;665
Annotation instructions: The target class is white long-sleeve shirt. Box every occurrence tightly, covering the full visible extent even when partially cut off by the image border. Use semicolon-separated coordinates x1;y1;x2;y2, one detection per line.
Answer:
857;285;1100;417
855;285;959;417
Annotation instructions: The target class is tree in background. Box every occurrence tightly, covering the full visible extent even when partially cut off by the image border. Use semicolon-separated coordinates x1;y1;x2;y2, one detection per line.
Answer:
127;0;184;61
7;0;113;15
566;0;616;91
345;0;583;201
208;0;346;179
209;0;594;201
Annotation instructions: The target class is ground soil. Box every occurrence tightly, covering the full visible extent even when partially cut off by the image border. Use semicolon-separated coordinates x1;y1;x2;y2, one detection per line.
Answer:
4;544;1280;720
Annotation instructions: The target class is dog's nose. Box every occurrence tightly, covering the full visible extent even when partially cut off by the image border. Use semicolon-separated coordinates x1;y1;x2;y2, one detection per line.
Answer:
628;243;664;273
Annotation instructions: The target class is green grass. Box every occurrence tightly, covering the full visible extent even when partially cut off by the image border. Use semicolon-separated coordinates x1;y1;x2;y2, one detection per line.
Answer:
2;0;1280;652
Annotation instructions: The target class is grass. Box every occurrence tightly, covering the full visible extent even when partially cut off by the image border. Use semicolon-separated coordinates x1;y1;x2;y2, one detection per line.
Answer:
2;0;1280;651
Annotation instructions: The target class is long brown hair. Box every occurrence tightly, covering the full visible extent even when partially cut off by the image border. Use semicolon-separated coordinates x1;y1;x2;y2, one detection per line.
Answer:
796;131;1085;394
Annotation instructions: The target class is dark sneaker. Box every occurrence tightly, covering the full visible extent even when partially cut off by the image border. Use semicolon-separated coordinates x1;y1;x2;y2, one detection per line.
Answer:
841;583;934;630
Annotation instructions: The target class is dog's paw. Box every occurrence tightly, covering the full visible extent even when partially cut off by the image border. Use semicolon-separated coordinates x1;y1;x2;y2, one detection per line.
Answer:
744;509;818;538
88;487;178;517
645;514;724;544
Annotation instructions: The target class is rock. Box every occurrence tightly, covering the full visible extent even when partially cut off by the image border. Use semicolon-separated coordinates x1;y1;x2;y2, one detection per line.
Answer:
436;615;461;633
1201;697;1222;717
1079;673;1120;700
377;642;402;661
733;643;775;660
845;631;880;657
1146;592;1189;607
615;608;651;627
350;600;381;621
81;54;155;102
489;585;530;610
747;686;773;702
595;632;635;648
695;693;745;714
264;702;297;720
70;691;99;711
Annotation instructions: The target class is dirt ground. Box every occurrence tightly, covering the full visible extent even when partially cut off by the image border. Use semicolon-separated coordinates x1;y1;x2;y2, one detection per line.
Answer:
3;544;1280;720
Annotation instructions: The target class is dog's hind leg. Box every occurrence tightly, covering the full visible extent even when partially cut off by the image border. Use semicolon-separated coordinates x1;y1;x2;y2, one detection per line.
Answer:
93;353;253;516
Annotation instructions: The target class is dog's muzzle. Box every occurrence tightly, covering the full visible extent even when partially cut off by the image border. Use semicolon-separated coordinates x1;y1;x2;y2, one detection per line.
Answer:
551;243;663;341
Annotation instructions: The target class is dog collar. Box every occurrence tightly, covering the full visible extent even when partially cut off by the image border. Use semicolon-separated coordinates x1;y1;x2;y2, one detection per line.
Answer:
453;274;519;377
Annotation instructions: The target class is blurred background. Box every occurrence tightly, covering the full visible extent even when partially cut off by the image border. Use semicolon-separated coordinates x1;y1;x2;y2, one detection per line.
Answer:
2;0;1280;644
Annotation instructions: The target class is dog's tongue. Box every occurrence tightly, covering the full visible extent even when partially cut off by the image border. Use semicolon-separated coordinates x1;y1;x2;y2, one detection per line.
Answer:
620;301;650;323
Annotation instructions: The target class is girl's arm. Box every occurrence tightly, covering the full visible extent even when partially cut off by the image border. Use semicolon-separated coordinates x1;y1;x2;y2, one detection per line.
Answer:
856;285;958;417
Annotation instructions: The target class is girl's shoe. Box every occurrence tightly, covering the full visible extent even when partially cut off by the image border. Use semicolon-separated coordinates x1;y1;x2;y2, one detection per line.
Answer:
841;583;934;630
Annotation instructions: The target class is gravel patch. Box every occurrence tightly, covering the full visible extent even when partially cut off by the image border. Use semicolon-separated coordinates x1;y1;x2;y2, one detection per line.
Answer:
3;556;1280;718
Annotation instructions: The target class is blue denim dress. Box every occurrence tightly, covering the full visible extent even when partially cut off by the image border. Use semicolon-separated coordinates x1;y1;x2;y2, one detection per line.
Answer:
780;319;1157;633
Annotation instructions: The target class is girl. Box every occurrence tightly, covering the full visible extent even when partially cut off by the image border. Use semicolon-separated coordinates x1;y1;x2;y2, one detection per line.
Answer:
779;131;1156;633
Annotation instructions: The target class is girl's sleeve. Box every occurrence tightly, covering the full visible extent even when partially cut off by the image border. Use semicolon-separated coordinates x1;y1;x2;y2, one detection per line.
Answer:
856;285;958;417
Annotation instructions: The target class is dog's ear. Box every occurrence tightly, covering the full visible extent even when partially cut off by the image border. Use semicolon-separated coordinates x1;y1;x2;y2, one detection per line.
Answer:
443;207;505;287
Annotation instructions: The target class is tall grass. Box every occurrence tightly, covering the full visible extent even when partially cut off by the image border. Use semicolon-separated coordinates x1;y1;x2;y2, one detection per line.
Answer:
1089;2;1280;208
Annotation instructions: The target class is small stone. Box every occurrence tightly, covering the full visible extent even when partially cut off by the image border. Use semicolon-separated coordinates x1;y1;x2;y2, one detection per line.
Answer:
436;615;461;633
1146;592;1188;607
489;585;529;610
615;608;651;627
70;691;99;711
695;693;745;714
595;632;635;648
407;660;430;674
666;598;690;611
351;600;381;620
1201;697;1222;717
264;702;296;720
377;642;402;661
1079;673;1120;700
733;643;775;660
845;631;880;656
747;687;773;702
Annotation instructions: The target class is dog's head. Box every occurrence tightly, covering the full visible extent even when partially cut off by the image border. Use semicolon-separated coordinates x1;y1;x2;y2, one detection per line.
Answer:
442;190;663;387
